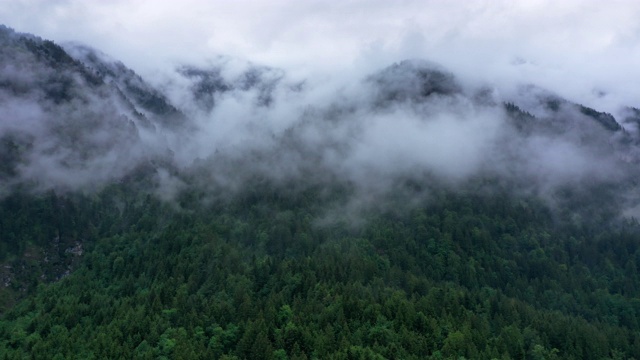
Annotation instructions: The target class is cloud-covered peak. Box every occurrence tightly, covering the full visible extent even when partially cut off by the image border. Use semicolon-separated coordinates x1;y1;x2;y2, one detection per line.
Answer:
0;27;182;194
368;60;462;106
2;24;640;222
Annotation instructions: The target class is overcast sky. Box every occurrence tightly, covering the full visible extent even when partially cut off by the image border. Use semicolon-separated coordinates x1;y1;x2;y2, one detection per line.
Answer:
1;0;639;113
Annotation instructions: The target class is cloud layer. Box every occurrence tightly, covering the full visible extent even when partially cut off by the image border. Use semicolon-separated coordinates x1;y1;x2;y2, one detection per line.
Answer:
1;0;639;114
1;3;640;222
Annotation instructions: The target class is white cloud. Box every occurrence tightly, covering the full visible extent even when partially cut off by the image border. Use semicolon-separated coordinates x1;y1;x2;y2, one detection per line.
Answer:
1;2;637;215
1;0;639;114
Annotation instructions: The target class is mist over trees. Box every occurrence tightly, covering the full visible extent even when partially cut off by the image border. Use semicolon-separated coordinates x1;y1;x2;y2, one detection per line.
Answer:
1;25;640;359
1;24;639;217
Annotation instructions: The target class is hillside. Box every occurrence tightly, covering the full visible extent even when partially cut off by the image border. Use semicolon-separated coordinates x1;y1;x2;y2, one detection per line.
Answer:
0;25;640;359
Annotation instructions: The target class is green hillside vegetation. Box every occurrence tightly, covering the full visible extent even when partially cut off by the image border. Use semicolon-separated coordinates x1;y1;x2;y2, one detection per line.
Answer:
2;21;640;360
0;179;639;359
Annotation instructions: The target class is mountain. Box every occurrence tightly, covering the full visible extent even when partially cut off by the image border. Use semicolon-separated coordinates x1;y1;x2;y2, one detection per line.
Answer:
368;60;462;106
1;26;640;359
177;62;285;111
0;25;184;194
63;43;187;129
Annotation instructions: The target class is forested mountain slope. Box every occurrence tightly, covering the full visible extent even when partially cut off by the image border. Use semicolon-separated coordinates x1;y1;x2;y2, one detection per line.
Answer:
2;184;640;359
1;25;640;359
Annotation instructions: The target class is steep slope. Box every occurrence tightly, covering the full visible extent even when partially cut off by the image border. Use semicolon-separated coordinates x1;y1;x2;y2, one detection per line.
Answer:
63;43;187;129
0;25;182;194
1;25;640;359
0;25;186;308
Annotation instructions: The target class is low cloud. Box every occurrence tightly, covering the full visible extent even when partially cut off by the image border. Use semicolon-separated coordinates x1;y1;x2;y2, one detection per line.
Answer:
2;1;639;114
147;58;634;219
0;13;639;221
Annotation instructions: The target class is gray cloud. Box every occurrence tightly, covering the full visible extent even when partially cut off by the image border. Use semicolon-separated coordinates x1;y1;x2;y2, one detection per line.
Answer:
2;0;639;114
1;4;639;221
151;58;633;218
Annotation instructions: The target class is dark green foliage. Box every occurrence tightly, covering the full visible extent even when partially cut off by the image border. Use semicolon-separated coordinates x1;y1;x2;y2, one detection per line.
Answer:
0;184;639;359
579;105;621;132
0;134;31;180
369;60;462;107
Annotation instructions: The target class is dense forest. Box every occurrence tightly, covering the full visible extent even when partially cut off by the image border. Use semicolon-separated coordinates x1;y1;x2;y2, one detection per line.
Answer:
1;24;640;359
0;177;639;359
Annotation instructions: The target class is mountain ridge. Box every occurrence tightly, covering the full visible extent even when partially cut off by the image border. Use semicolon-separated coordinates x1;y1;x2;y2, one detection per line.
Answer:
1;25;640;359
